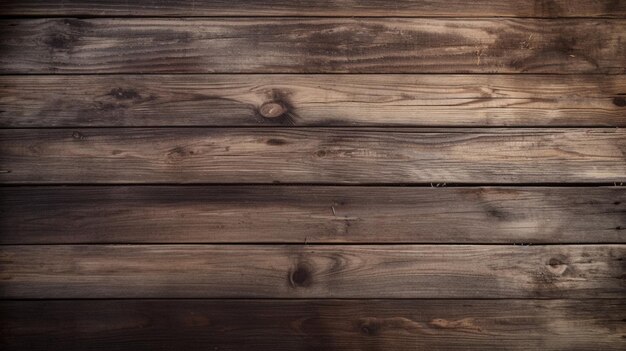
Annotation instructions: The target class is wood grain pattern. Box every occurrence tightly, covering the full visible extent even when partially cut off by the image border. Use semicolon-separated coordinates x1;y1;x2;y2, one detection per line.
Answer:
2;74;625;127
1;245;623;298
0;1;624;349
1;186;624;244
1;128;625;184
1;299;624;351
0;0;624;17
1;18;625;74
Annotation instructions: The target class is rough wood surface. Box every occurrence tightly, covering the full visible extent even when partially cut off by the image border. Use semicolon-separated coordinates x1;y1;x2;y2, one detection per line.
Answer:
1;186;624;244
0;1;625;349
1;128;625;184
0;0;624;17
1;245;623;298
2;74;625;127
1;18;625;74
1;299;624;351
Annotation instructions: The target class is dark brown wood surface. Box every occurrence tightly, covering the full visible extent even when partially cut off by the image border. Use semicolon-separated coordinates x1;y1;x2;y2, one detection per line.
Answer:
1;186;624;244
1;128;625;184
2;299;624;351
1;245;623;298
2;18;625;74
2;74;625;127
1;0;624;17
1;1;624;349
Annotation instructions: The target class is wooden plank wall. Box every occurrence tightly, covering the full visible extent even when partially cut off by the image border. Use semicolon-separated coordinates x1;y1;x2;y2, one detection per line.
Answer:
0;1;624;350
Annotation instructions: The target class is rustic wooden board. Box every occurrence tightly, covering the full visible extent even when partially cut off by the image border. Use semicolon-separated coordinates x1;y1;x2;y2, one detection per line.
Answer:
1;18;625;74
1;186;624;244
1;245;623;298
1;0;624;17
1;299;624;351
0;0;623;349
2;74;625;127
1;128;625;184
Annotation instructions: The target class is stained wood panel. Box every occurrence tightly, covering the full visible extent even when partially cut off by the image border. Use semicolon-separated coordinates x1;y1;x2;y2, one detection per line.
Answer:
1;245;623;298
2;18;625;74
0;0;624;17
2;74;625;127
1;299;625;351
1;128;625;184
1;186;624;244
0;1;624;349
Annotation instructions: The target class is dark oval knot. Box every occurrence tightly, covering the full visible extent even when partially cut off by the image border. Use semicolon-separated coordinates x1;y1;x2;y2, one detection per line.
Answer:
289;263;312;288
613;96;626;107
548;258;563;267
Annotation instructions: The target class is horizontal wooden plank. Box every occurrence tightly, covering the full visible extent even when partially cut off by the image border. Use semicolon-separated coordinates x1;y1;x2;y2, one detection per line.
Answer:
1;18;625;74
2;74;625;127
1;186;624;244
0;245;623;298
1;128;625;184
1;299;624;351
1;0;625;17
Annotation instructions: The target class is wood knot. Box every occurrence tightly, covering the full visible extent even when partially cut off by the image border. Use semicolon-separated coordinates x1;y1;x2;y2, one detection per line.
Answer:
288;263;312;288
613;96;626;107
315;150;328;158
259;102;286;118
72;131;85;140
108;88;141;100
45;33;74;50
548;258;563;267
547;257;568;275
360;325;378;336
166;146;196;162
357;319;380;336
266;138;287;146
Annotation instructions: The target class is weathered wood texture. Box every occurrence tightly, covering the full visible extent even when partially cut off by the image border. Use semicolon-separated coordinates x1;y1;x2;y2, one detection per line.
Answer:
1;18;625;74
2;75;625;127
0;0;624;349
1;186;624;244
1;128;625;184
1;245;623;298
1;299;624;351
0;0;624;17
